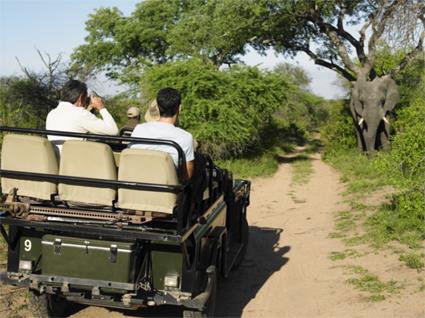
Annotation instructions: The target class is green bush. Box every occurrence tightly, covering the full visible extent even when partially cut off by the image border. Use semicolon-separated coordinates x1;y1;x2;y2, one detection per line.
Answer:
141;59;292;159
373;75;425;246
320;99;356;157
323;72;425;248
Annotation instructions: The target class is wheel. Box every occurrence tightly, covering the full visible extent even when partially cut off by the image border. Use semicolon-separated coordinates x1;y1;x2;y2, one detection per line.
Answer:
233;215;249;269
28;289;69;318
183;267;217;318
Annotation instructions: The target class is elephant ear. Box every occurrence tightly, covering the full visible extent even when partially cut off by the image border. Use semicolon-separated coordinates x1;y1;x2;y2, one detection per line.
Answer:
350;83;363;116
382;76;399;113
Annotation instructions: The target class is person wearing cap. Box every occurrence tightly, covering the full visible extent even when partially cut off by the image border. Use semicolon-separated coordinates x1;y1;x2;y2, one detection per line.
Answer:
130;88;194;180
119;106;141;136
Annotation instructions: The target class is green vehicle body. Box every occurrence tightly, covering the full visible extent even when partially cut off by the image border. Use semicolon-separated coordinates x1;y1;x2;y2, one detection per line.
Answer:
0;127;250;317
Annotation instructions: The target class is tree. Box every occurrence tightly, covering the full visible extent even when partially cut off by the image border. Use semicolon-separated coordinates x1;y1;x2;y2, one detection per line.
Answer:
167;0;263;67
253;0;425;154
71;0;263;82
0;51;68;129
141;59;293;158
273;62;312;89
71;0;183;83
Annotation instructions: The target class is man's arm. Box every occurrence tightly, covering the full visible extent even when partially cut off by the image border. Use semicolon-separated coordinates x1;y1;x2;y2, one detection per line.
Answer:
185;161;194;180
80;96;119;135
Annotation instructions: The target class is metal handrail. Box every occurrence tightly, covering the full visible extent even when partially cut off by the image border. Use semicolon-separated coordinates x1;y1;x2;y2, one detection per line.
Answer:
0;126;187;182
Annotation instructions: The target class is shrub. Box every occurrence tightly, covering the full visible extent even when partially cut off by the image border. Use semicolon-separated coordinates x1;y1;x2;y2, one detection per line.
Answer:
375;75;425;245
141;59;292;159
320;99;356;157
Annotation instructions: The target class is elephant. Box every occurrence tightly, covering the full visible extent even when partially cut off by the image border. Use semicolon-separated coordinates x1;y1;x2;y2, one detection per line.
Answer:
349;75;400;155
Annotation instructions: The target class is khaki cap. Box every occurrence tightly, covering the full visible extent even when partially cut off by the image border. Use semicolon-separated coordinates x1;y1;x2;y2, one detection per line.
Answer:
127;106;140;118
144;100;160;122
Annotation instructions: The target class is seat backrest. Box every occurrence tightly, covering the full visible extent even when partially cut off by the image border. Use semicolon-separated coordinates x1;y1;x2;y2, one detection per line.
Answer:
1;134;58;200
58;140;117;206
118;148;178;213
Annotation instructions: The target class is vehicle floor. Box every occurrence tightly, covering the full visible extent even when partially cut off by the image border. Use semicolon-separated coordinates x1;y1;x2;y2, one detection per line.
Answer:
1;152;424;318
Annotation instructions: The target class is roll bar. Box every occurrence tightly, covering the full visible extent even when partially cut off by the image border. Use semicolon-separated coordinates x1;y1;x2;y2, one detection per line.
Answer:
0;126;187;193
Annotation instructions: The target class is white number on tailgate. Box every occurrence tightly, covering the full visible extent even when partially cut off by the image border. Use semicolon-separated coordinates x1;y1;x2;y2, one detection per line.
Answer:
24;239;32;252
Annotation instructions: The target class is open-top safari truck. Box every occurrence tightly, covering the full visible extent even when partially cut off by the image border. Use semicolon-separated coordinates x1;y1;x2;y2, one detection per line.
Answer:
0;127;250;317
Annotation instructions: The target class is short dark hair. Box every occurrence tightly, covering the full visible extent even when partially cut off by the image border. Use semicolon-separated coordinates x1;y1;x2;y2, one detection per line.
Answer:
156;87;181;117
61;80;87;104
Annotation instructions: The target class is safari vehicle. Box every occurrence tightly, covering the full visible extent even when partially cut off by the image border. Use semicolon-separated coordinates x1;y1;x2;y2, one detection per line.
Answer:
0;127;250;317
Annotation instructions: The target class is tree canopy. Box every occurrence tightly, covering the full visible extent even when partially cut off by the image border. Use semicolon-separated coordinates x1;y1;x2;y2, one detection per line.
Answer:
72;0;424;86
253;0;424;81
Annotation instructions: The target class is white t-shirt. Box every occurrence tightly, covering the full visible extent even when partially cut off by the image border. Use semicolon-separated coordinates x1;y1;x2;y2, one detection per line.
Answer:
46;101;119;152
130;121;194;166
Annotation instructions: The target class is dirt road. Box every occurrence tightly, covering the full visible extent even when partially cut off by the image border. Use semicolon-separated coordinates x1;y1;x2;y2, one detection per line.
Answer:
3;153;423;318
215;153;424;318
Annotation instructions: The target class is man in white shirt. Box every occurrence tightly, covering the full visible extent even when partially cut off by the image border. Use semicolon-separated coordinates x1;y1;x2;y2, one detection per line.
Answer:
130;88;194;180
46;80;119;153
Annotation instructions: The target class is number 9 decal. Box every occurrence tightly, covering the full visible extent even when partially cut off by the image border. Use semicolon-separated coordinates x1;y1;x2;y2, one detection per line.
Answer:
24;239;32;252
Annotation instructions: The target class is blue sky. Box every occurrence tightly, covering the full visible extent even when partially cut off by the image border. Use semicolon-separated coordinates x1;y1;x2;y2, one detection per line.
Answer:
0;0;344;99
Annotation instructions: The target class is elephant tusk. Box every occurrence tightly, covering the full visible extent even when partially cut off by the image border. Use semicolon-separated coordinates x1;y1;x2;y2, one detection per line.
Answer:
383;117;390;125
358;118;364;126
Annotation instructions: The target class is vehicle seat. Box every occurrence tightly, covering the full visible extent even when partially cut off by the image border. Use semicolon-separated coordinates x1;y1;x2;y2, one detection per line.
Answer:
0;134;58;200
58;140;117;206
118;148;179;213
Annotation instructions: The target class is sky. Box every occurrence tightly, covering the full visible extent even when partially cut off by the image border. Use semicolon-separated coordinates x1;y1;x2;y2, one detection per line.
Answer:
0;0;346;99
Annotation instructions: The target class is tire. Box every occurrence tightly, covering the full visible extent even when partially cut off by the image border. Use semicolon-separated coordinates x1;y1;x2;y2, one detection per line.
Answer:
233;215;249;269
183;267;217;318
28;289;69;318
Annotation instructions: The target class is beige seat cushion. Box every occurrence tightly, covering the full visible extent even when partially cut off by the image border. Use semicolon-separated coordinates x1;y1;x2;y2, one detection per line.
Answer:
1;134;58;200
59;141;117;206
118;148;178;213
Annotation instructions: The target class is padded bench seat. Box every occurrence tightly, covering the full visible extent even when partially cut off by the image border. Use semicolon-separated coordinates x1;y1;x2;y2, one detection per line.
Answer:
1;134;58;200
118;148;179;214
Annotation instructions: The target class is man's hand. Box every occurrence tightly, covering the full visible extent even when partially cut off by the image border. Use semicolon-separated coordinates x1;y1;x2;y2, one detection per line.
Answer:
90;96;105;110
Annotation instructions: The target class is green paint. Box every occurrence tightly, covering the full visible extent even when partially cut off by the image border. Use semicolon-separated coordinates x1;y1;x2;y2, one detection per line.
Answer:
151;249;182;291
41;235;135;283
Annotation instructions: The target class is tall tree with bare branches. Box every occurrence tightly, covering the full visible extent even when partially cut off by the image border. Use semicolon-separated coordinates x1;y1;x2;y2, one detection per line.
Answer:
253;0;424;154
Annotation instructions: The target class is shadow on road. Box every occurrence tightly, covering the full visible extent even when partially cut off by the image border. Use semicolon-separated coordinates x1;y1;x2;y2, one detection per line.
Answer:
216;226;289;317
66;226;288;318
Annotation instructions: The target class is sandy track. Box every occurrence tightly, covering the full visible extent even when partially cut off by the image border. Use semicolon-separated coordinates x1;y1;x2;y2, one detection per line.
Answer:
216;153;424;318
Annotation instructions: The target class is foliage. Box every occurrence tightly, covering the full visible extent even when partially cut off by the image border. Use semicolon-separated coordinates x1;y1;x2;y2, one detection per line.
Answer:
373;44;425;108
71;0;264;82
217;151;279;179
273;63;312;89
254;0;424;81
290;156;313;186
324;74;425;248
168;0;264;67
141;59;295;159
104;93;140;129
320;100;356;155
0;76;54;129
71;1;183;82
399;252;425;270
370;75;425;246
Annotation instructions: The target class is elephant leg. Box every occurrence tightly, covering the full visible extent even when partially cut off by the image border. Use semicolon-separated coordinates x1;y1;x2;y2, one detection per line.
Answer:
354;125;365;152
380;121;390;151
